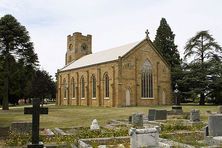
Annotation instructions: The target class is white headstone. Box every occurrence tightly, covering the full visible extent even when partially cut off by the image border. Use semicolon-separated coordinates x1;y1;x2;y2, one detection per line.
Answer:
129;126;160;148
90;119;100;130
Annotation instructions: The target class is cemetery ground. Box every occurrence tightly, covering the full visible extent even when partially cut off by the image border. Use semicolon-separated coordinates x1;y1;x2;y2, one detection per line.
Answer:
0;104;220;147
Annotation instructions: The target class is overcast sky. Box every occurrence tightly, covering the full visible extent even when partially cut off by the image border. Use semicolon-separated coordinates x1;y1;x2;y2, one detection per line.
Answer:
0;0;221;78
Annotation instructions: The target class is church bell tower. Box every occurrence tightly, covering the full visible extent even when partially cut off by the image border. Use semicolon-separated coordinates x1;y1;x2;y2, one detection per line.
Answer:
65;32;92;65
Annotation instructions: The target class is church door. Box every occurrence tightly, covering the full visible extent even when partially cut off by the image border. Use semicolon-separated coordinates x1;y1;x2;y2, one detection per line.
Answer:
162;90;166;105
126;89;130;106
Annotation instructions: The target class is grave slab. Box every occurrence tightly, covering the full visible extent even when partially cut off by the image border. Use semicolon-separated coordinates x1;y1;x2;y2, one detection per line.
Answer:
129;127;159;148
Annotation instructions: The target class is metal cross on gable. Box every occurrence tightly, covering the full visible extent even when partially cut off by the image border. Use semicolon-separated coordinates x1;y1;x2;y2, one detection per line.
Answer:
24;98;48;147
145;29;150;39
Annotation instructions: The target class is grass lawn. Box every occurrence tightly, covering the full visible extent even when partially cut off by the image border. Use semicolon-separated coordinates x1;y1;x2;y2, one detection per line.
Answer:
0;104;219;129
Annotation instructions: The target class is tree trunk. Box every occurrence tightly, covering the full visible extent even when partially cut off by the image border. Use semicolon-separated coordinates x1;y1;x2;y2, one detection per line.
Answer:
199;93;205;105
2;56;9;110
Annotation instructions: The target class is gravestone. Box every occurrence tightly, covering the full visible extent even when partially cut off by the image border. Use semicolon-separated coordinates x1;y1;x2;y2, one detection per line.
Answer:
129;126;160;148
208;114;222;137
148;109;167;121
24;98;48;148
148;109;156;121
132;113;143;128
156;110;167;120
10;122;32;133
190;109;200;122
128;115;132;124
90;119;100;130
218;106;222;114
172;84;183;114
204;115;222;146
172;105;183;114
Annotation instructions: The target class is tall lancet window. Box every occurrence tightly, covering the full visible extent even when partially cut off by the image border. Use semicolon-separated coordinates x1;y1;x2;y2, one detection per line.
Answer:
92;75;96;98
141;60;153;98
71;78;75;98
81;77;85;98
63;79;67;99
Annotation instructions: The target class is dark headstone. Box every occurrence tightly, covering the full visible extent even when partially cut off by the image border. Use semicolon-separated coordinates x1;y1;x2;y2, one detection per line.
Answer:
148;109;156;121
129;116;132;124
24;98;48;148
155;110;167;120
148;109;167;121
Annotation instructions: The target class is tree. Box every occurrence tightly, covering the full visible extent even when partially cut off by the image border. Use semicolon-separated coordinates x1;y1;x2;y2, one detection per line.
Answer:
0;56;3;105
30;70;56;104
153;18;181;90
184;30;222;105
207;55;222;104
0;14;38;110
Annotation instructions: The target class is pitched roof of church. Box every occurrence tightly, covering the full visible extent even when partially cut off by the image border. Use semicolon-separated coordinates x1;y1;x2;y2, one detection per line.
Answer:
60;40;141;71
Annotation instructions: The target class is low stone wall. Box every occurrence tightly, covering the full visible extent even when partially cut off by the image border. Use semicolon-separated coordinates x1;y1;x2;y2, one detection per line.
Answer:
10;122;32;133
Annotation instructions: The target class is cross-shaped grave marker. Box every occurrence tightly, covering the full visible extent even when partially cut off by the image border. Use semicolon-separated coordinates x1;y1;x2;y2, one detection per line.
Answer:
24;98;48;148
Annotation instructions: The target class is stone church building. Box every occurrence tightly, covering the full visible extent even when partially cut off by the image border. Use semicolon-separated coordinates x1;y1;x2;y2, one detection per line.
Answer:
57;32;172;107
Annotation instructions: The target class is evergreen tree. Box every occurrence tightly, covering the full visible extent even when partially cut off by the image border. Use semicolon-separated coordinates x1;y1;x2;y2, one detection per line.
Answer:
184;30;222;105
208;55;222;104
153;18;181;89
30;70;56;104
0;14;38;110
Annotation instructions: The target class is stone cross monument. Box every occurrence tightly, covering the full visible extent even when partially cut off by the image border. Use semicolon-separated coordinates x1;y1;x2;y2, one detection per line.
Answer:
24;98;48;148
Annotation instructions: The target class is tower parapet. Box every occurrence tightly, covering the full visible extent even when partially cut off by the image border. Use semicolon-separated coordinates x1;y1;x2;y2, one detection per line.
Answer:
65;32;92;65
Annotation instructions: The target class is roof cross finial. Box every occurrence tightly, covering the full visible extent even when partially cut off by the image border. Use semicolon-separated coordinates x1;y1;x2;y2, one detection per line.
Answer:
145;29;150;39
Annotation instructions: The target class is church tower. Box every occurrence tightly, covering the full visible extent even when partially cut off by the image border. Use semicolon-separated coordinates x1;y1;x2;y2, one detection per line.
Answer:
65;32;92;65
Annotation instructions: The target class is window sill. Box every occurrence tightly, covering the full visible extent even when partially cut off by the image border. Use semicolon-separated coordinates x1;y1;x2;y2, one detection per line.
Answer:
92;97;96;100
104;97;110;100
141;97;154;100
64;98;67;100
81;98;85;99
71;98;76;99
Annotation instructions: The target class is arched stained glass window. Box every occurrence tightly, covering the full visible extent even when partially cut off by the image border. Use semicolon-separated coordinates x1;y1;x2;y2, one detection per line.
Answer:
141;60;153;98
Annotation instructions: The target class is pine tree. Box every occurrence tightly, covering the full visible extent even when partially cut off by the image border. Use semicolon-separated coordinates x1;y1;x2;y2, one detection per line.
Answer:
153;18;181;89
0;14;38;110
